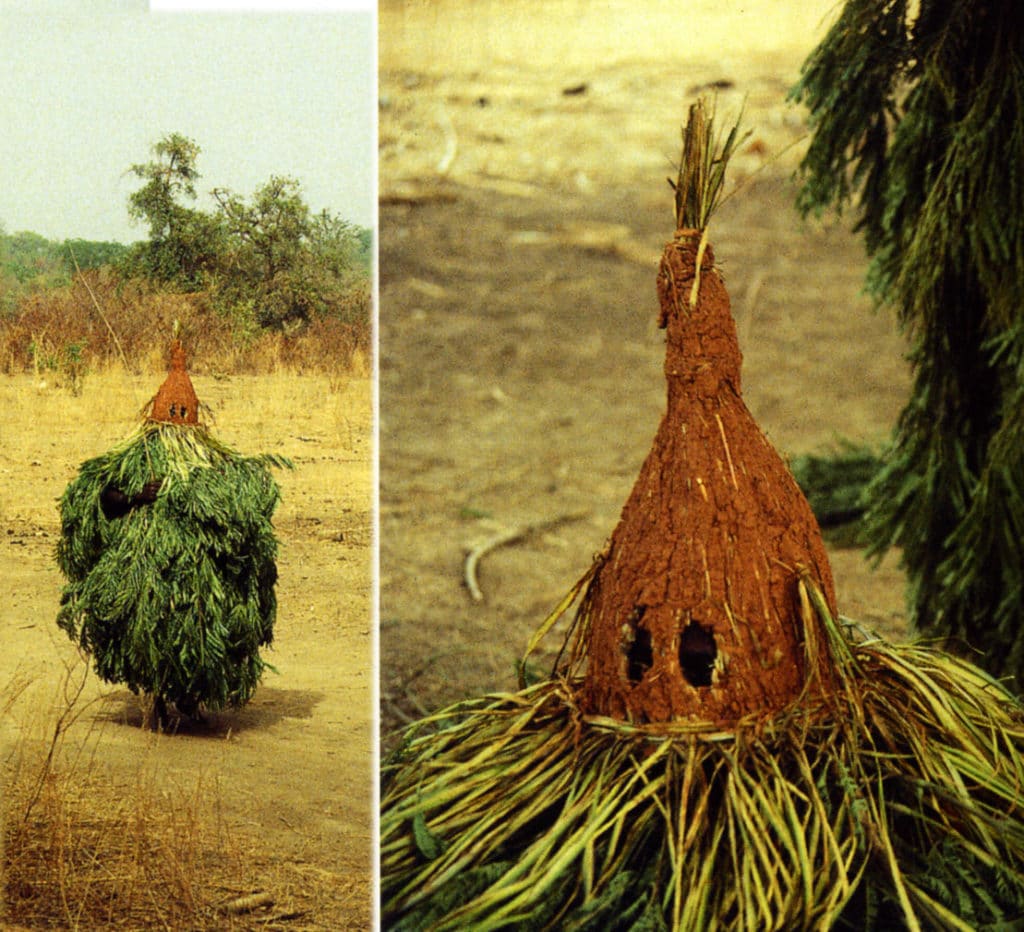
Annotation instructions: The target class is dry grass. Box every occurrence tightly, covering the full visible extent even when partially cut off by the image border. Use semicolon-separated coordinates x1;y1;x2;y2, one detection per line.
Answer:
0;270;372;386
2;663;368;931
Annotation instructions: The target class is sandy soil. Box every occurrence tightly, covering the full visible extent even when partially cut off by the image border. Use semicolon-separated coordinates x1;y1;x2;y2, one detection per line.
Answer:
379;1;913;745
1;369;373;928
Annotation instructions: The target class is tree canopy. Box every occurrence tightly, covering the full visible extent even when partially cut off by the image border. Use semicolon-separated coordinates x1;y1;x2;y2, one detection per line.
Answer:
121;132;371;330
123;133;225;290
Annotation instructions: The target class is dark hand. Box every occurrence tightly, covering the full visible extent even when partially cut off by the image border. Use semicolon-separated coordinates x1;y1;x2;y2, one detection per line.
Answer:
100;479;164;520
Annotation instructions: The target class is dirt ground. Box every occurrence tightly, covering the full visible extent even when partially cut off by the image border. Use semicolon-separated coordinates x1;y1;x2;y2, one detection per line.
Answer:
378;1;913;745
0;369;373;928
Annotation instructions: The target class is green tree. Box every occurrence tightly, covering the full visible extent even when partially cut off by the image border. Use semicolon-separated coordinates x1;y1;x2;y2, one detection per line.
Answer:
0;231;75;314
117;133;371;334
121;133;224;290
304;209;372;315
355;224;373;270
212;177;367;328
792;1;1024;682
1;229;127;285
62;238;129;274
1;230;65;284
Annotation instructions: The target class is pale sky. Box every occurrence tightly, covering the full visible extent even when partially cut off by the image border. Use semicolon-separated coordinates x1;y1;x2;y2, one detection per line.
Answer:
0;2;376;243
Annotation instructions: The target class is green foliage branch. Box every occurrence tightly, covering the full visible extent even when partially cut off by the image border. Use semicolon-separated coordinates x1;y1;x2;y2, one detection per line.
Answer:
791;0;1024;679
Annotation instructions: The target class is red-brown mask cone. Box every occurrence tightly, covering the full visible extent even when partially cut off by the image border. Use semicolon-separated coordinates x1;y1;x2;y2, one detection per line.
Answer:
149;340;200;425
580;230;837;726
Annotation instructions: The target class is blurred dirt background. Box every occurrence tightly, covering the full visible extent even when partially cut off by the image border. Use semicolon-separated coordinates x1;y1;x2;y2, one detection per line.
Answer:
378;0;914;746
1;370;372;928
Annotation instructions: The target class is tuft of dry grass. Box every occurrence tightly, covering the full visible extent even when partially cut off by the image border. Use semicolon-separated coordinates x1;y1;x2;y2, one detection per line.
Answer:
2;662;365;930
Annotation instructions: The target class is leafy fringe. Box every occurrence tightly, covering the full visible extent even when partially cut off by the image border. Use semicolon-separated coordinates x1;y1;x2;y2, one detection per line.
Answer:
56;422;292;713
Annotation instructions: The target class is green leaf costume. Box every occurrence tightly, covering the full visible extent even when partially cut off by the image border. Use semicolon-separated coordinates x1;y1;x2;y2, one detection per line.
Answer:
56;342;291;721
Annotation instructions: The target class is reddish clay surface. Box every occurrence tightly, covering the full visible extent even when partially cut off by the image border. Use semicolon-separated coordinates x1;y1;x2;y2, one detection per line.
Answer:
149;340;200;425
378;2;913;745
582;231;838;725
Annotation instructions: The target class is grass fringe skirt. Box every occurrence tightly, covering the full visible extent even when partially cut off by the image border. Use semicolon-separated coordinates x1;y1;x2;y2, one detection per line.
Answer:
381;581;1024;931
